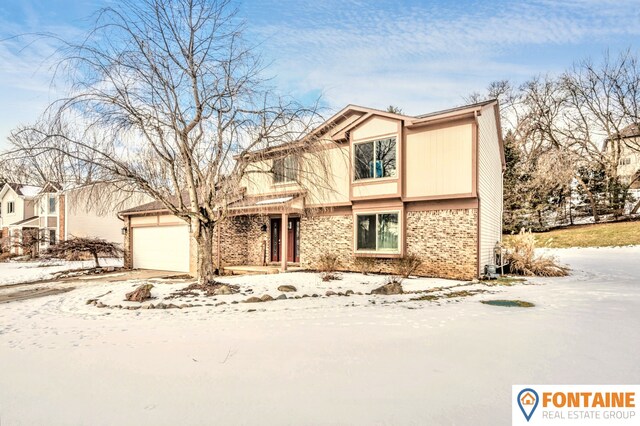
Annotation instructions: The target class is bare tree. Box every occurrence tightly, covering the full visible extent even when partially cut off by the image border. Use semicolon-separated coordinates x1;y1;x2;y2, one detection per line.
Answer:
47;237;123;268
6;0;329;284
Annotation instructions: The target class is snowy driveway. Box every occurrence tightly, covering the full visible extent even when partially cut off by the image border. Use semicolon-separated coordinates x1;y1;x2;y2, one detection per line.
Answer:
0;247;639;425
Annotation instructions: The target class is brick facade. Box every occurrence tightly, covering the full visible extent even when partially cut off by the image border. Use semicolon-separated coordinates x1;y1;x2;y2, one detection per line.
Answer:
213;215;269;268
299;208;478;280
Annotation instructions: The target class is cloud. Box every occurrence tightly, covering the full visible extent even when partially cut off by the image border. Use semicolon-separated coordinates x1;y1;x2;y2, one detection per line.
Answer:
248;0;640;115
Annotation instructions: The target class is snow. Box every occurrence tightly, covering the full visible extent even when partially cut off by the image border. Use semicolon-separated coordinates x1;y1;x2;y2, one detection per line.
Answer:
255;196;293;205
1;247;639;425
18;185;43;198
0;258;123;286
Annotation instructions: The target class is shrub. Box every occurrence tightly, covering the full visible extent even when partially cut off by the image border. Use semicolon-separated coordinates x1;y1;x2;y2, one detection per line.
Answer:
317;253;340;273
0;252;15;262
396;253;422;278
353;257;376;275
504;229;570;277
321;272;342;282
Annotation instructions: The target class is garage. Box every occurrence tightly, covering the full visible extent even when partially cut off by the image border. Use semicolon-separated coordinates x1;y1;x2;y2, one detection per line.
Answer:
132;224;190;272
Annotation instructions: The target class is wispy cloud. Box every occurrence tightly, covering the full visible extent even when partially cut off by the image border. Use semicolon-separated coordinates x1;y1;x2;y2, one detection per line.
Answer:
248;0;640;114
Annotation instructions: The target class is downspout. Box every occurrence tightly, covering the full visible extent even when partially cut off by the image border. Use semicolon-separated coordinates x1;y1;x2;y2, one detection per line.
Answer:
474;110;481;278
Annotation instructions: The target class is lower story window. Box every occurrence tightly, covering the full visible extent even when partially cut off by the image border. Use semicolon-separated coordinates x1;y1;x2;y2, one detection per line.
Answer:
356;212;399;252
49;229;56;245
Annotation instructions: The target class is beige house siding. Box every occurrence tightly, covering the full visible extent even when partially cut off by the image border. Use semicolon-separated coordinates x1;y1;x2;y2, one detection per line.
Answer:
405;123;473;198
477;105;503;273
1;191;26;226
303;144;351;207
66;189;152;244
351;116;398;141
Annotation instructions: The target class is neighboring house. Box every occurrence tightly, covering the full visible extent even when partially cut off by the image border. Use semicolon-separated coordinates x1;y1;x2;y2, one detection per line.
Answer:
0;183;43;255
615;123;640;192
1;182;149;255
121;99;504;280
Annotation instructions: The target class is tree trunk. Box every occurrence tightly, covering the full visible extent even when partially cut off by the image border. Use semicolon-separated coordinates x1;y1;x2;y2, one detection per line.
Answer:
93;251;101;268
196;221;217;285
576;177;599;223
631;198;640;215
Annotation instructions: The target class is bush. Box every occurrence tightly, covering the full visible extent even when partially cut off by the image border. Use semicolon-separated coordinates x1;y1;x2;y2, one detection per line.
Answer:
353;257;376;275
396;253;422;278
0;252;15;262
504;229;570;277
317;253;340;273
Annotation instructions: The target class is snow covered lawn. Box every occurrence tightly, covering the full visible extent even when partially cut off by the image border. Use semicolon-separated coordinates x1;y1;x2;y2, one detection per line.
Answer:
0;258;123;286
0;247;639;425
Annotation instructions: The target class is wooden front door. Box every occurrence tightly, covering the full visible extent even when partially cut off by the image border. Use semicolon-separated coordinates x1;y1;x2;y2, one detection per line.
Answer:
271;217;300;263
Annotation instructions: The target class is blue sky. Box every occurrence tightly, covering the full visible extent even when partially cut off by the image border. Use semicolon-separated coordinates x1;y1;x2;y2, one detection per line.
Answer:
1;0;639;149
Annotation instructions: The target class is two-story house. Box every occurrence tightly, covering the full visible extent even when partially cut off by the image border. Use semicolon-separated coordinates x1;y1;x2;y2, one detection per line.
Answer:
0;183;43;254
1;182;150;255
120;99;504;280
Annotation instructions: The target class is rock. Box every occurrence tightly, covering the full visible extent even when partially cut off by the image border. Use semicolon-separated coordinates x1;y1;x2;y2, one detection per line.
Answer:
180;304;189;309
96;301;106;308
301;294;309;298
277;285;297;292
244;297;263;303
276;294;287;300
231;301;239;304
370;281;404;295
260;294;274;302
143;303;154;309
345;290;354;296
105;267;115;272
311;294;319;298
155;302;167;309
125;284;154;302
129;306;140;310
356;292;363;295
215;302;226;307
115;304;122;309
247;309;256;313
86;299;97;305
167;303;179;309
214;285;235;295
325;291;336;296
337;292;345;296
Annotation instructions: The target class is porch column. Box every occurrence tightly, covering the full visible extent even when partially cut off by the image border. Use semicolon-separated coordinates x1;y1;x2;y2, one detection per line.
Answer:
281;212;288;271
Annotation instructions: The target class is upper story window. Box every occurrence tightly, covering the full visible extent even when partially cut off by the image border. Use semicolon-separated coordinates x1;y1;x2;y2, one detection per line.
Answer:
354;137;397;181
618;157;632;166
273;156;298;184
48;195;56;214
7;201;15;214
355;212;399;252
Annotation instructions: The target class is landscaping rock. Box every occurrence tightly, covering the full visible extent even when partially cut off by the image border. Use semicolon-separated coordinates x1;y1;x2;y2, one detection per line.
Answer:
96;301;106;308
311;294;319;298
370;281;404;295
86;299;97;305
155;302;167;309
325;290;336;296
260;294;274;302
276;294;287;300
215;302;226;307
125;284;154;302
345;290;354;296
180;304;189;309
277;285;297;292
214;285;235;296
143;304;154;309
105;267;115;272
244;297;263;303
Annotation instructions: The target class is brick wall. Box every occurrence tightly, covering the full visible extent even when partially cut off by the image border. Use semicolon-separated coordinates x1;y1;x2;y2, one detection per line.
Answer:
405;209;478;280
300;208;478;281
58;194;65;241
213;215;268;267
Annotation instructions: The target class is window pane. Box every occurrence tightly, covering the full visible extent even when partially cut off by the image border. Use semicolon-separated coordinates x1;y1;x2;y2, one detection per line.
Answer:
376;138;396;178
49;230;56;245
284;156;297;182
49;196;56;213
273;158;285;183
356;215;376;250
354;142;374;180
377;213;398;250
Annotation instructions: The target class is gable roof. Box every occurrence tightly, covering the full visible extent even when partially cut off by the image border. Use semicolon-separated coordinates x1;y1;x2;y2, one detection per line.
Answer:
0;183;43;199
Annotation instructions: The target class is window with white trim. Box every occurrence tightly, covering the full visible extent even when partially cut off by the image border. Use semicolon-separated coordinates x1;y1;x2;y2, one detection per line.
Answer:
354;137;397;180
273;156;298;184
48;195;56;214
356;212;399;252
7;201;15;214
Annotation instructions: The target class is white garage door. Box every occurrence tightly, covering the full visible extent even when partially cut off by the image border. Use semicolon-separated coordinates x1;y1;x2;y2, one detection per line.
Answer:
132;225;190;272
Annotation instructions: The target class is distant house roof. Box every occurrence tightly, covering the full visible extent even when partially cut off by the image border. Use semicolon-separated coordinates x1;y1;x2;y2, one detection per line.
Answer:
4;183;43;198
618;123;640;139
9;216;40;227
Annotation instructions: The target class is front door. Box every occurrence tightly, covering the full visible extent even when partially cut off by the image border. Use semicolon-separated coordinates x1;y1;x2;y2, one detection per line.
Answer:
270;217;300;263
